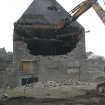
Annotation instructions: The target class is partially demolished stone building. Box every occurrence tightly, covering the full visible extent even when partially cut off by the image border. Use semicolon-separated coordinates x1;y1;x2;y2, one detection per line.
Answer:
13;0;87;86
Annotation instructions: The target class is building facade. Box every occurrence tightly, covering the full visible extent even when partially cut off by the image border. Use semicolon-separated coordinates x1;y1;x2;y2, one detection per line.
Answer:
13;31;87;86
12;0;88;86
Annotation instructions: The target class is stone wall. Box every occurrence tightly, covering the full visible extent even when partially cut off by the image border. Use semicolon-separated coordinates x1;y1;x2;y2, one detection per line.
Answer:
13;28;88;87
87;58;105;82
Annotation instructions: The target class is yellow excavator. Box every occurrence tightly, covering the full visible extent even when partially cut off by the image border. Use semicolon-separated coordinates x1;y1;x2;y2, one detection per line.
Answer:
69;0;105;24
69;0;105;94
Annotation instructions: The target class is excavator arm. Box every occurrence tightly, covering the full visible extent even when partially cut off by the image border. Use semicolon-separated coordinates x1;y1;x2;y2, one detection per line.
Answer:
69;0;97;21
92;2;105;25
55;0;98;28
69;0;105;26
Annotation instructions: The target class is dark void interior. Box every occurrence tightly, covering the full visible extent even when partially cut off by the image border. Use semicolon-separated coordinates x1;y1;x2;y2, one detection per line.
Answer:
25;36;79;55
14;22;83;56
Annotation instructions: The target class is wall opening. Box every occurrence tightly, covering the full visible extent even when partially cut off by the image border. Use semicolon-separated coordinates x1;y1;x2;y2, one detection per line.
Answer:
21;75;38;85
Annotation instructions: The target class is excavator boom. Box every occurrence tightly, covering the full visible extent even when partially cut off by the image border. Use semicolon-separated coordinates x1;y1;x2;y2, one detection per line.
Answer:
69;0;105;26
92;2;105;25
69;0;97;21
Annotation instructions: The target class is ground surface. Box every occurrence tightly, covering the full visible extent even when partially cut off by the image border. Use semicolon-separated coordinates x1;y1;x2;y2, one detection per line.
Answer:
0;82;104;105
0;91;105;105
3;82;96;98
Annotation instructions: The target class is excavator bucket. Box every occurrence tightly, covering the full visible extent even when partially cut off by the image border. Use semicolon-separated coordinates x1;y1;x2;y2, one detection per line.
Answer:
14;0;84;56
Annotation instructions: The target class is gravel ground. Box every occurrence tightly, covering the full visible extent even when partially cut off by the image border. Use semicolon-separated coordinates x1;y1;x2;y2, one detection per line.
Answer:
0;82;102;105
0;91;105;105
0;82;97;98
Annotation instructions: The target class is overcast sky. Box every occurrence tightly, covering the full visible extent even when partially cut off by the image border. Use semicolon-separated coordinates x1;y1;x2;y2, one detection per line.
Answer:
0;0;105;56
